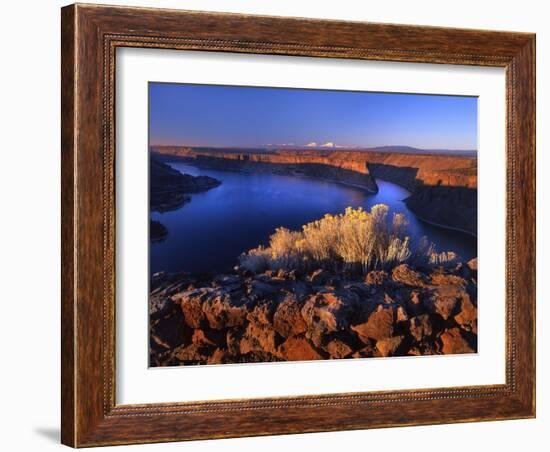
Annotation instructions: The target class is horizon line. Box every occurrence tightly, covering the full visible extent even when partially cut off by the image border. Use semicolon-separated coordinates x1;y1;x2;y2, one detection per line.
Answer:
149;143;478;153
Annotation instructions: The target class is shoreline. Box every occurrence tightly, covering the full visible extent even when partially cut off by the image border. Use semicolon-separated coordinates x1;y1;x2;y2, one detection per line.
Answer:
406;210;477;238
287;171;378;194
163;156;378;194
161;156;476;238
371;176;477;238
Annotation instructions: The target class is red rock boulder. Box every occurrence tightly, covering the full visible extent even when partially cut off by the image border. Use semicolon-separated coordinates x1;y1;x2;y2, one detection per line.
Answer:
276;335;324;361
351;305;396;343
439;327;475;354
392;264;426;287
273;294;307;338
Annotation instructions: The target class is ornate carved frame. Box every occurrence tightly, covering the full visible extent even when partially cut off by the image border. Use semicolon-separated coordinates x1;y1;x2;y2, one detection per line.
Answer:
61;3;535;447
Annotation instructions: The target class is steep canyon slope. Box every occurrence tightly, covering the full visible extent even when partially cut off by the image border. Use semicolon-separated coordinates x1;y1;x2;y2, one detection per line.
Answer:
151;146;477;235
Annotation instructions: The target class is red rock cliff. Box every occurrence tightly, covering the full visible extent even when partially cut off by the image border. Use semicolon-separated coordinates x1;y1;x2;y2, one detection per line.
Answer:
152;146;476;191
151;146;478;235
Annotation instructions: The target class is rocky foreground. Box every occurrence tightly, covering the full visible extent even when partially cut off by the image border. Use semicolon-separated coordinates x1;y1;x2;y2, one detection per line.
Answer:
150;259;478;366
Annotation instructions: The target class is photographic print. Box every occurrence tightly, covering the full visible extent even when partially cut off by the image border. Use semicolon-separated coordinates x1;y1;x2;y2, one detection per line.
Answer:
61;6;536;444
148;83;478;367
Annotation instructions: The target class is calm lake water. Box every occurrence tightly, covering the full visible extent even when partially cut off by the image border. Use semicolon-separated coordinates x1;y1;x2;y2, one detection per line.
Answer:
150;162;477;274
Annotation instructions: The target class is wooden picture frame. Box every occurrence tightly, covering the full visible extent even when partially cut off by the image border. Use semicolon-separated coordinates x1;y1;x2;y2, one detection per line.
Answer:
61;3;535;447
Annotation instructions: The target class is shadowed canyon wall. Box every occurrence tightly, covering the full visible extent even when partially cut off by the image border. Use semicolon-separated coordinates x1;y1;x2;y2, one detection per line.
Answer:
152;146;379;192
151;146;478;235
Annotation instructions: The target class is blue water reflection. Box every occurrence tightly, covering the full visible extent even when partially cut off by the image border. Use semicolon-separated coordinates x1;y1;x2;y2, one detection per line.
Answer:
150;162;476;274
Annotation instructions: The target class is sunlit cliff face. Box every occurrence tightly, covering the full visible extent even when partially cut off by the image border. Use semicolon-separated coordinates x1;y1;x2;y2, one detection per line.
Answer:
151;146;477;190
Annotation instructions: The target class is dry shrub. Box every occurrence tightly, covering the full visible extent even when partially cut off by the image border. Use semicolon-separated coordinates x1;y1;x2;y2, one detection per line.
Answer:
239;205;452;275
239;246;271;273
267;227;305;270
429;250;458;266
302;214;340;263
333;207;376;272
411;236;458;267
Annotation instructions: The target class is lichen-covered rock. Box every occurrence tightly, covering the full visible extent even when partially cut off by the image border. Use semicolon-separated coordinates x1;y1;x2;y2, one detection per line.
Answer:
191;328;226;348
202;292;249;330
276;335;324;361
207;348;234;365
273;294;307;338
408;314;433;342
376;335;404;357
249;279;279;297
239;321;279;355
406;290;425;316
323;332;357;359
275;268;298;280
424;285;462;320
351;305;396;343
324;339;354;359
213;274;242;286
239;300;280;355
287;280;311;301
171;342;215;363
149;300;192;352
309;269;331;286
226;329;243;356
150;257;478;366
408;342;437;356
454;294;478;334
439;327;475;354
392;264;426;287
365;270;388;286
301;291;358;337
175;288;212;329
351;343;379;359
396;305;409;323
430;271;467;287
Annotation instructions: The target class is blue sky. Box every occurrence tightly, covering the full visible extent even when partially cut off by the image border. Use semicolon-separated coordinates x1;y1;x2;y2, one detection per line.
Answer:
149;82;477;150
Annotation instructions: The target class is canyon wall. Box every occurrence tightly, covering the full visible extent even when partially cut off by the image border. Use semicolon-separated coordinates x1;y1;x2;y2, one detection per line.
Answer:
151;146;478;235
152;146;477;191
152;146;378;192
277;148;477;190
